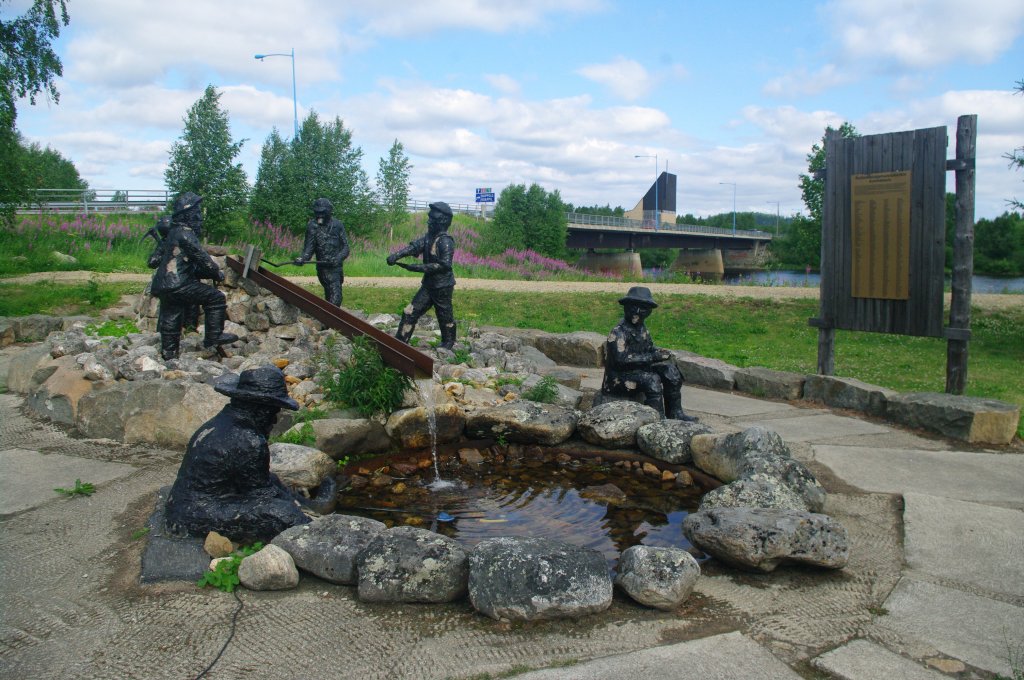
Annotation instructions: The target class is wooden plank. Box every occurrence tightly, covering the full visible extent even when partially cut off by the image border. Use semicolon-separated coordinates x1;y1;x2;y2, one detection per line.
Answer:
224;256;434;380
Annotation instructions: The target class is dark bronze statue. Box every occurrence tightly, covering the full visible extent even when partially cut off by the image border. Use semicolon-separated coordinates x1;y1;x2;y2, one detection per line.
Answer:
148;192;237;360
601;286;697;421
293;197;350;306
386;201;457;349
165;366;335;543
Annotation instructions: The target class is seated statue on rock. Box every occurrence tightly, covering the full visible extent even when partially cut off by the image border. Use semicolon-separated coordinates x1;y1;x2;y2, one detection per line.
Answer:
600;286;697;422
165;365;335;543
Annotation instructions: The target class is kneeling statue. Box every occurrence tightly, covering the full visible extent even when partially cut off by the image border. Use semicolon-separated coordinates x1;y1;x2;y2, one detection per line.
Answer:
165;366;335;543
601;286;697;422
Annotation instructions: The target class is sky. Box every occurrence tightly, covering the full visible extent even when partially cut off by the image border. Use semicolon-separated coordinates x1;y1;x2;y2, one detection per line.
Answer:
8;0;1024;220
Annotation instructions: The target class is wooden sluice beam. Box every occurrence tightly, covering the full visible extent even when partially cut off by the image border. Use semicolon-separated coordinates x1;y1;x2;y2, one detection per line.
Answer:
225;253;434;380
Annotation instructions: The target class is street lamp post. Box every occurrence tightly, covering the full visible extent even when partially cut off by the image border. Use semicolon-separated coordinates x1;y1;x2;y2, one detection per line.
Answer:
254;48;298;139
635;154;658;227
766;201;780;235
719;182;736;235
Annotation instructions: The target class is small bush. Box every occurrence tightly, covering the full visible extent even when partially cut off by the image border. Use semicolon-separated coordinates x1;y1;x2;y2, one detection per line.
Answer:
85;318;139;337
521;376;559;404
197;542;264;593
315;334;413;418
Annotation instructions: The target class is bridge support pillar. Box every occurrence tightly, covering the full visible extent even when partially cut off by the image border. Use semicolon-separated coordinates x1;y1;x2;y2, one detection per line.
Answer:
577;250;643;277
671;248;724;280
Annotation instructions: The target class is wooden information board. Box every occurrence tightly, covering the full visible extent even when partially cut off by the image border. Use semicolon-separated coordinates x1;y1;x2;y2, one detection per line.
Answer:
850;171;911;299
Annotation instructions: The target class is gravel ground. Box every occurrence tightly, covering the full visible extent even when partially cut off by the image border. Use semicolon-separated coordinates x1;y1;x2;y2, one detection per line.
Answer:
4;271;1022;311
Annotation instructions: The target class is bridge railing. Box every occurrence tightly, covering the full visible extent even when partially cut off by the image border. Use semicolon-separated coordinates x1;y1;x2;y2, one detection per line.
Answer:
19;189;171;215
566;211;771;239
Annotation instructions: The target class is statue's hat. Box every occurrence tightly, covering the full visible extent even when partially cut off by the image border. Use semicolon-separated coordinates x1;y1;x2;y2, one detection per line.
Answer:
618;286;658;308
215;366;299;410
172;192;203;217
429;201;453;217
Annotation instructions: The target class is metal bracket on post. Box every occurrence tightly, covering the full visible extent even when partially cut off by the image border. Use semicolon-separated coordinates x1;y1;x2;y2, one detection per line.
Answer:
242;244;262;278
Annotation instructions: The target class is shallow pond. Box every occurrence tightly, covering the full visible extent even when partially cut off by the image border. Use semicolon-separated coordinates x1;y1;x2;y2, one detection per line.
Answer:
337;446;708;571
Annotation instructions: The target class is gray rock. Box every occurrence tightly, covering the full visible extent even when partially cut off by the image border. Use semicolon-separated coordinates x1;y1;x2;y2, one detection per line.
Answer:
0;318;15;347
265;297;299;325
468;537;613;621
578;400;660;449
803;375;897;417
6;344;55;394
355;526;469;603
734;367;806;400
78;353;114;382
51;250;78;264
683;507;849;572
741;455;826;513
615;545;701;611
47;330;89;358
465;400;579;446
636;420;714;464
237;544;299;590
534;331;606;367
699;476;812;512
691;426;790;482
269;443;335;492
11;315;64;342
25;355;94;425
307;417;391;458
385;404;466;449
271;514;387;584
471;332;522;353
886;392;1020;445
536;366;582;390
671;351;738;390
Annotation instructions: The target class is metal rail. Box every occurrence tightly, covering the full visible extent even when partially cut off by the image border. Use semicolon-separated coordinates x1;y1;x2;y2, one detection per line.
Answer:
225;254;433;380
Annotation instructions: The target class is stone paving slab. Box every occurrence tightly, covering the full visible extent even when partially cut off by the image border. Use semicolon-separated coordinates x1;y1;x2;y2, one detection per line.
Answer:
811;445;1024;507
812;639;950;680
515;631;803;680
683;386;798;417
0;447;137;515
904;492;1024;597
739;413;890;442
880;577;1024;676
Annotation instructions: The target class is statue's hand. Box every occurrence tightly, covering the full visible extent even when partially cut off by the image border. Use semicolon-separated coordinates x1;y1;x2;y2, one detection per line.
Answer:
215;269;226;282
292;258;305;266
656;349;672;362
386;254;399;266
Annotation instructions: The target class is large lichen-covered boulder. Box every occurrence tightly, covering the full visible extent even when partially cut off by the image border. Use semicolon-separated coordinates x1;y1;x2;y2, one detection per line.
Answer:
683;507;849;573
636;419;714;464
468;537;613;621
465;400;578;446
886;392;1020;445
271;514;386;585
740;455;826;513
615;545;701;611
306;417;392;459
578;401;660;449
699;476;812;512
6;344;54;394
533;331;606;367
268;443;335;492
690;426;791;482
385;403;466;449
355;526;469;603
25;354;95;425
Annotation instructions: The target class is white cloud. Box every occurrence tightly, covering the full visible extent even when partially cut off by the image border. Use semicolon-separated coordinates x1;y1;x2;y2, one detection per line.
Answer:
762;64;849;98
826;0;1024;69
350;0;606;37
577;56;654;101
484;74;521;95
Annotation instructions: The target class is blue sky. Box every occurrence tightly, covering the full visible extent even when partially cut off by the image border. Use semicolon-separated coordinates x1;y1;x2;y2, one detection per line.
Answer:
8;0;1024;219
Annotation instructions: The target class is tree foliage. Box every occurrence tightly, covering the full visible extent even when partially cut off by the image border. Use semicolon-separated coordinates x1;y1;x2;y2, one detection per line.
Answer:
21;140;88;191
165;85;250;242
798;122;859;226
1;0;70;223
974;211;1024;276
1005;78;1024;211
375;139;412;241
486;183;568;258
250;111;376;238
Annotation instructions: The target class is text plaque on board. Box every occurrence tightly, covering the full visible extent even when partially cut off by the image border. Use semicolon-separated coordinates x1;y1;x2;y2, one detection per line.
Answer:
850;171;911;299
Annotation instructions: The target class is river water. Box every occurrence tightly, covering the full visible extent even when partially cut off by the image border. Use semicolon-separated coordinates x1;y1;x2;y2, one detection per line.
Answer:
710;270;1024;294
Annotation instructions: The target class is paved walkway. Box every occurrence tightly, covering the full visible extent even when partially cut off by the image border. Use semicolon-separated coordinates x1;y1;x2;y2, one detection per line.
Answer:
0;346;1021;679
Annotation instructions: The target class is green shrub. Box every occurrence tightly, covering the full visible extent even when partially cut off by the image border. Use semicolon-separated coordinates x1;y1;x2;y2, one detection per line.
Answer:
197;542;264;593
314;333;413;418
521;376;559;403
85;318;139;337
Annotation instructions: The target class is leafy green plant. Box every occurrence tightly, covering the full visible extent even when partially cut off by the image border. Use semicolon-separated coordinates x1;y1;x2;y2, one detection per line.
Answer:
314;334;413;418
197;542;264;593
84;318;139;337
494;375;525;387
521;376;559;404
272;420;316;446
54;479;95;497
130;527;151;540
450;347;472;365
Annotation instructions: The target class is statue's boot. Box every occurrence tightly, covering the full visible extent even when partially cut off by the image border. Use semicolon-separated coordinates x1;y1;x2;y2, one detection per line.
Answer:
644;392;667;418
395;313;416;344
666;391;699;422
160;333;181;361
202;305;239;348
439;320;457;350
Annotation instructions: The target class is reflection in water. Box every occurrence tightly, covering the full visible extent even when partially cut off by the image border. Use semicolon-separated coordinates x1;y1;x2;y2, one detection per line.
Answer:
336;453;706;571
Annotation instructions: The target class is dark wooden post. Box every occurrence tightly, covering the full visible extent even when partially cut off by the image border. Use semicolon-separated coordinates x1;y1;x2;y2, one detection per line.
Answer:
945;115;976;394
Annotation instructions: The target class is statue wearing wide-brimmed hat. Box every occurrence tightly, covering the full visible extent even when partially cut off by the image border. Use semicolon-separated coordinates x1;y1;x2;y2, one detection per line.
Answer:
600;286;697;421
165;366;335;543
